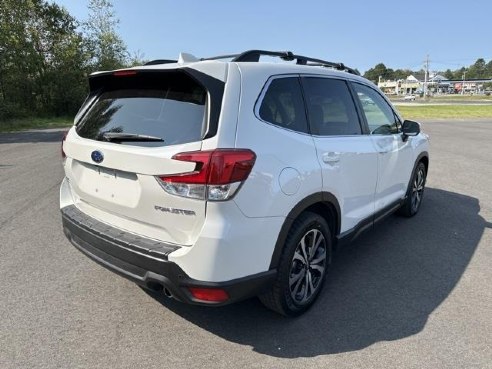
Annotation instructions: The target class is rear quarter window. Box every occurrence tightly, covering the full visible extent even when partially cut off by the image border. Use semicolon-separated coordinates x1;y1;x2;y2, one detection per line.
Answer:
257;77;309;134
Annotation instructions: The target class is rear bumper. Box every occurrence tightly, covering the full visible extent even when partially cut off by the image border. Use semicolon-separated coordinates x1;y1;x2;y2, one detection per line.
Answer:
61;205;276;306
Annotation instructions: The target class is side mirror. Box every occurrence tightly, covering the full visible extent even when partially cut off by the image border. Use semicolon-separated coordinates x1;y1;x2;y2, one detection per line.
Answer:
402;120;420;141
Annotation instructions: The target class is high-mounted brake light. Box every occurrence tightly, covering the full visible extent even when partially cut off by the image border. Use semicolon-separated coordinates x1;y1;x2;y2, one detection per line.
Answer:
156;149;256;201
113;70;138;77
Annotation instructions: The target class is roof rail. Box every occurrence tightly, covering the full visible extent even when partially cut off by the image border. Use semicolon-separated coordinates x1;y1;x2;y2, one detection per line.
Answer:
202;49;360;75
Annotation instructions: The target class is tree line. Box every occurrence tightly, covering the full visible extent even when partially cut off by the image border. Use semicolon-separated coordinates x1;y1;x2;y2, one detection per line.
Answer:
0;0;138;121
364;58;492;84
2;0;491;122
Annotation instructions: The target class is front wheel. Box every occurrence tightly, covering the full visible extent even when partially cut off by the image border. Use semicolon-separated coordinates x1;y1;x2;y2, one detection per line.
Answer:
398;161;427;217
259;212;332;316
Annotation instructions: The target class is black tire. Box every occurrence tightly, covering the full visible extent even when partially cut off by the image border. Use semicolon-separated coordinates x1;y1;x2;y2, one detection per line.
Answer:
259;212;332;316
398;161;427;217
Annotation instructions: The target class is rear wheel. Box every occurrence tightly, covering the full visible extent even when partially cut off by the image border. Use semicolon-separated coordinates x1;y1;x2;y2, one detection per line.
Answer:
259;212;332;316
399;162;427;217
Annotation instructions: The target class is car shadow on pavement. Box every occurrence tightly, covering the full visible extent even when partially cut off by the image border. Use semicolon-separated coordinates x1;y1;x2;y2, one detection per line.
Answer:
0;129;66;144
145;187;484;357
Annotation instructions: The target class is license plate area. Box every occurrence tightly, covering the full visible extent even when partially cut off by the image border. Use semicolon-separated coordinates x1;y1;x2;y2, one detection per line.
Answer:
98;166;117;179
71;160;141;207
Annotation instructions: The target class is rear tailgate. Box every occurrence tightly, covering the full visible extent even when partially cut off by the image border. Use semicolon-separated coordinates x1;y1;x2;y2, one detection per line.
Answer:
63;68;224;246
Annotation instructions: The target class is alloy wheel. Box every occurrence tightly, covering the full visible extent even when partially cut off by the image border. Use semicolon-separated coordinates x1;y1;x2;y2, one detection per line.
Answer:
411;167;425;212
289;229;327;305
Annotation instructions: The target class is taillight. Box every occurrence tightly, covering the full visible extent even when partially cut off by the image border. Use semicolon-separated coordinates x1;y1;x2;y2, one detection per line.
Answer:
188;287;229;303
156;149;256;201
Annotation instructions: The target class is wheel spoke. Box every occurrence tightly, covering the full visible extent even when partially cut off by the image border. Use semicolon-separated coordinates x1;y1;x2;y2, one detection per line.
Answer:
307;271;315;297
309;231;324;261
310;264;325;274
310;250;326;265
300;238;309;264
291;270;305;297
289;268;305;287
293;250;306;265
302;272;310;301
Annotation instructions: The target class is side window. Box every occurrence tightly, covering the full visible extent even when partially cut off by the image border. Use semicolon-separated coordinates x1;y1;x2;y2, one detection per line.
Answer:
258;77;308;133
352;83;400;135
301;77;362;136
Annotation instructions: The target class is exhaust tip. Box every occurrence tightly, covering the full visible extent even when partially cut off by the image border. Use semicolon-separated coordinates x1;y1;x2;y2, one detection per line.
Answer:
163;288;173;298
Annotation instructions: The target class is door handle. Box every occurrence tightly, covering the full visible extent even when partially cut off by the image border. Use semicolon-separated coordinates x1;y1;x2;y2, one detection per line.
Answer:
322;152;340;164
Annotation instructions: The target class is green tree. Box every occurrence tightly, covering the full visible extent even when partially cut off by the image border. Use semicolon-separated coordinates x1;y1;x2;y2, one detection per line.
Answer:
0;0;135;123
363;63;395;83
127;50;147;67
393;69;413;80
84;0;128;70
0;0;87;119
453;67;466;80
486;60;492;78
467;58;487;79
444;69;454;80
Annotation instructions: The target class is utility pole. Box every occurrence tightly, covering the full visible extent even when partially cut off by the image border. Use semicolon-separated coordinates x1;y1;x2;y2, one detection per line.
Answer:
424;54;429;97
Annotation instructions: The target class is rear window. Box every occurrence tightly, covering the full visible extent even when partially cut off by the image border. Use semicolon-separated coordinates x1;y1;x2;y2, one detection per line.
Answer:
302;77;362;136
76;71;208;147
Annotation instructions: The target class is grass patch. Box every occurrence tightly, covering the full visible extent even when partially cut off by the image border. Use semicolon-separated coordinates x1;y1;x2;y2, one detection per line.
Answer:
428;94;492;101
0;116;73;133
388;95;492;104
395;105;492;120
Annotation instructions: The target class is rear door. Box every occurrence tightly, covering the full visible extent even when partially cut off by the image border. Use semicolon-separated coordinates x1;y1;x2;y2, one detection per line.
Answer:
63;69;222;245
351;82;414;212
301;76;379;233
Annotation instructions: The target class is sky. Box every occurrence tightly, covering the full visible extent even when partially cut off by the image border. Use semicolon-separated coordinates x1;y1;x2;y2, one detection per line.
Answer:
52;0;491;73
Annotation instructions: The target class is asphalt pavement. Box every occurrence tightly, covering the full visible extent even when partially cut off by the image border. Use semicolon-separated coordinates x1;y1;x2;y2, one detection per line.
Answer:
0;122;491;369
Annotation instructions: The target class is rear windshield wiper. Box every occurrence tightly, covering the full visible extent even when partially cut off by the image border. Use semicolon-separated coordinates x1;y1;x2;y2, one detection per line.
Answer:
101;132;164;143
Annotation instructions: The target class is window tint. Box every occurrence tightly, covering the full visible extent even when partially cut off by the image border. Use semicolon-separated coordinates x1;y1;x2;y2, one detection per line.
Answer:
77;72;207;147
302;78;361;136
353;83;400;135
258;77;308;133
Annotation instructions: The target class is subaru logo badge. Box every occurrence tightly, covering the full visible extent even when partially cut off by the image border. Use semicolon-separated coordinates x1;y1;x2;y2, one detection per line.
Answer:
91;150;104;164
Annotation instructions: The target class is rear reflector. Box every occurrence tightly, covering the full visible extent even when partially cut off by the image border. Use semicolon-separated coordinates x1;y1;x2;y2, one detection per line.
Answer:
157;149;256;201
188;287;229;303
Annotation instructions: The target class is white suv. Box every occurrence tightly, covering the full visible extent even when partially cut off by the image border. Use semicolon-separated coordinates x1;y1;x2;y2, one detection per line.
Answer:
60;50;429;316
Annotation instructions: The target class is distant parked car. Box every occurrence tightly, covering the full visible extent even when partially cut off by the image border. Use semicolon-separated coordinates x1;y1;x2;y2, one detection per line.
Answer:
360;96;376;106
404;94;416;101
